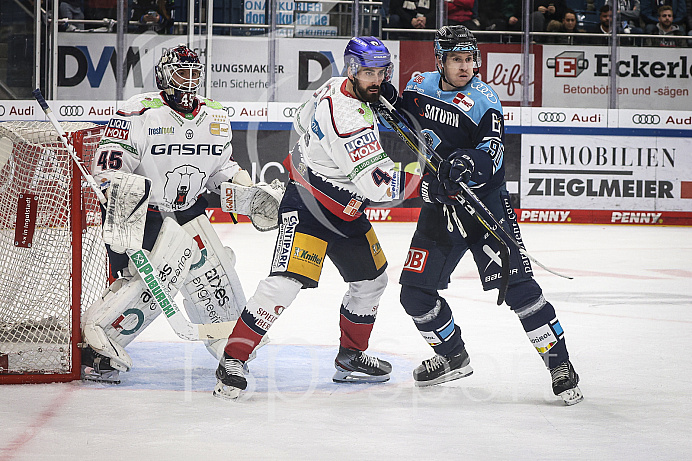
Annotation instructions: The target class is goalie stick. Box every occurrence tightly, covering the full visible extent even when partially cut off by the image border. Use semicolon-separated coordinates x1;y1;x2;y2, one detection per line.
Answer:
32;89;238;341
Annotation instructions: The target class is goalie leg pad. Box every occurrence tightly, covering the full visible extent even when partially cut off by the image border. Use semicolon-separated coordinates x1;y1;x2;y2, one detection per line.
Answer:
339;272;388;351
179;215;248;360
225;276;302;361
133;217;200;293
82;277;159;372
102;172;151;253
82;218;200;371
180;215;246;324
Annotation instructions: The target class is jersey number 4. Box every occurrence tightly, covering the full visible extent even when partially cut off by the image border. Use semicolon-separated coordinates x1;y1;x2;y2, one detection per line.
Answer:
371;168;392;186
96;150;123;171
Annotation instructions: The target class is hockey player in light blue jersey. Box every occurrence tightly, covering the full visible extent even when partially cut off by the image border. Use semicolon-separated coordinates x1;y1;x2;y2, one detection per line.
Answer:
385;25;583;405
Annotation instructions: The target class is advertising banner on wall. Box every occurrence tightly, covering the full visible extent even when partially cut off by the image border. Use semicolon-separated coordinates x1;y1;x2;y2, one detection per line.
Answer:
542;45;692;110
51;35;692;110
521;134;692;212
55;34;399;102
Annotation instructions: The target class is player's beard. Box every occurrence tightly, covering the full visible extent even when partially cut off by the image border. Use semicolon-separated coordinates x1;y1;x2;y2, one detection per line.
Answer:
354;78;381;103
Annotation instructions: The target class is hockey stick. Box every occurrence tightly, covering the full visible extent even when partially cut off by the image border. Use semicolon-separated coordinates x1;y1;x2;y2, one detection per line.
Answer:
377;96;571;281
375;98;509;305
32;89;237;341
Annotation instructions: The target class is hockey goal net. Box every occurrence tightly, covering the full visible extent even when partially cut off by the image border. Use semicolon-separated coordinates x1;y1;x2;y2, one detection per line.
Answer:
0;121;109;384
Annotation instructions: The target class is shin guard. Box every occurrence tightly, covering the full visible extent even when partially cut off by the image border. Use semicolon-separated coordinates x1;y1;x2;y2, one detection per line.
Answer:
339;272;388;351
507;281;569;368
400;285;464;357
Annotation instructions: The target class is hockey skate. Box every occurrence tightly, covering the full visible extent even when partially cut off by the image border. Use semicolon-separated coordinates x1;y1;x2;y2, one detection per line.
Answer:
80;346;120;384
333;346;392;383
550;360;583;405
213;353;247;400
413;348;473;387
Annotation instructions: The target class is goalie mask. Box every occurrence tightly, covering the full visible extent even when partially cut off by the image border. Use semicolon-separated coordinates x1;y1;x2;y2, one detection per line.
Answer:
155;45;204;112
434;25;482;83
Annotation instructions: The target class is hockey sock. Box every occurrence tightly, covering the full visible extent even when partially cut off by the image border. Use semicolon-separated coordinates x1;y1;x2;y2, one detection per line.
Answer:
507;280;569;369
401;285;465;357
224;276;301;361
339;273;387;351
339;305;375;351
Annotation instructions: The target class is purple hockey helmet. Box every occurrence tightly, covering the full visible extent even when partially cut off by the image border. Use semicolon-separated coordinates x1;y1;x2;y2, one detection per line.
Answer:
344;36;393;81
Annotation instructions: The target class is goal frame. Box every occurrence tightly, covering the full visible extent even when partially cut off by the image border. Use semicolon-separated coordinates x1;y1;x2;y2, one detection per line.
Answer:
0;125;105;384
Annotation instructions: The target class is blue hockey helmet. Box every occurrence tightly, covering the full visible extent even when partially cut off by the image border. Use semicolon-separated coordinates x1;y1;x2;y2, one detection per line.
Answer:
344;36;393;81
434;25;481;74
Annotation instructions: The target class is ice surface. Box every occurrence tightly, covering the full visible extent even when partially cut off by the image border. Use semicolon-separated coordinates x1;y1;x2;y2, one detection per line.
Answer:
1;222;691;460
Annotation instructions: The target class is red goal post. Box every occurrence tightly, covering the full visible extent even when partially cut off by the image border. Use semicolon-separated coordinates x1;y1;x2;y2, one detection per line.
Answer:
0;121;108;384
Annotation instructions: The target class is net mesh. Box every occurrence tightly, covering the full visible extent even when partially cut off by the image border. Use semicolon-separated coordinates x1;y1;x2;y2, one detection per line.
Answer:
0;121;108;380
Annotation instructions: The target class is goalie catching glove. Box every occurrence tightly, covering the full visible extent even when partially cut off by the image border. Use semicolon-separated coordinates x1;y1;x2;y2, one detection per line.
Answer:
221;179;285;231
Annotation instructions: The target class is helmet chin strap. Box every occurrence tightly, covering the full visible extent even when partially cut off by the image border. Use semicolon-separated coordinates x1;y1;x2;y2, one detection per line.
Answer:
436;55;457;89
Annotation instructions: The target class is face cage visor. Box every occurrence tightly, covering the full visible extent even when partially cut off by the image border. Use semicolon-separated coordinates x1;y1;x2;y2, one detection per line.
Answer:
162;62;204;93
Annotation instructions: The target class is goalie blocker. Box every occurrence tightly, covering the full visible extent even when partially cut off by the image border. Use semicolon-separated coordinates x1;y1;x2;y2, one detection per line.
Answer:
221;180;285;231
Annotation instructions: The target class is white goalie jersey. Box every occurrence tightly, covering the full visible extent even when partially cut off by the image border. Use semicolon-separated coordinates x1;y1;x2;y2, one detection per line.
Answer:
93;91;242;212
288;77;401;221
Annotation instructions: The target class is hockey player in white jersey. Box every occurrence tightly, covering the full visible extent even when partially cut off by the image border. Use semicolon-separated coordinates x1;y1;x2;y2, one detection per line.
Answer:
213;37;418;399
80;45;263;383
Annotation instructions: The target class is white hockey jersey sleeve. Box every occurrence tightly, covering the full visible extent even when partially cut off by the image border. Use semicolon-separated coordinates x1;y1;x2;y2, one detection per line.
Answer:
92;117;143;191
206;142;242;193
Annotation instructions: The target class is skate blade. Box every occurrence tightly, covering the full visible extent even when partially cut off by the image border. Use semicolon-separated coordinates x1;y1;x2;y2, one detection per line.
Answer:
81;366;121;384
332;369;390;383
414;365;473;388
559;385;584;405
212;380;242;400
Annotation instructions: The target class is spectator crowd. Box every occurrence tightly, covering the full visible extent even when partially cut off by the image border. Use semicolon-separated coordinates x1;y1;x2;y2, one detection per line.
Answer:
385;0;690;46
58;0;173;34
57;0;692;46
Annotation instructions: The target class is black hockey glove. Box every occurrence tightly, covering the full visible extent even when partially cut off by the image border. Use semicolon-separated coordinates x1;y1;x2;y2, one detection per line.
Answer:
438;150;475;193
379;80;398;105
420;172;459;205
